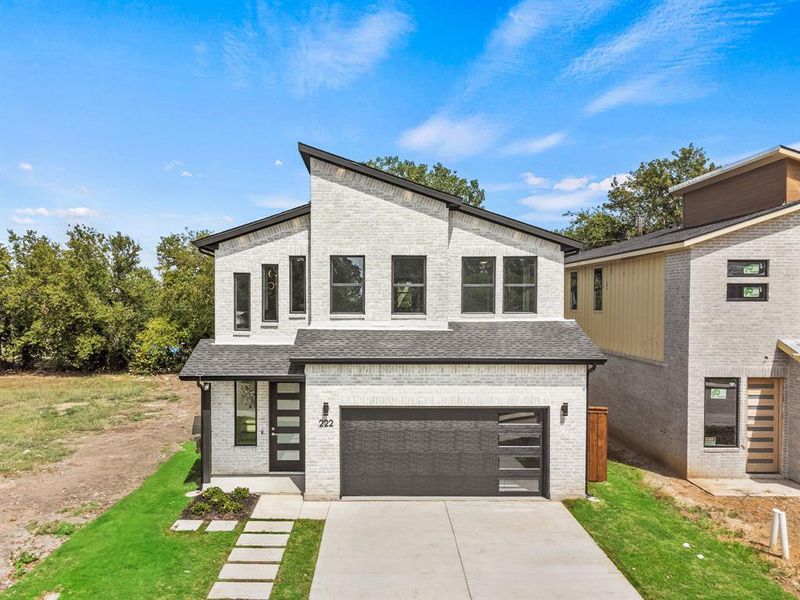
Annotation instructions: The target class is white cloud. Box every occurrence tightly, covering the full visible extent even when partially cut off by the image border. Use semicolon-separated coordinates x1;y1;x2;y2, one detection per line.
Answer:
398;114;502;159
180;170;193;177
554;176;590;191
250;194;305;210
503;132;567;155
164;160;183;172
274;159;283;166
14;206;99;218
521;172;548;187
18;162;33;171
10;216;35;225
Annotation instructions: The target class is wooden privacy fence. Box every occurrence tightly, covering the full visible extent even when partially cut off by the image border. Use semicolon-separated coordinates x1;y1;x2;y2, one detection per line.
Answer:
588;406;608;482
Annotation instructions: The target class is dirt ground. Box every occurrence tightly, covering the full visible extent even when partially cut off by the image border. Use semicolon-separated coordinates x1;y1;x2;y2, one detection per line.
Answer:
609;439;800;597
0;376;198;590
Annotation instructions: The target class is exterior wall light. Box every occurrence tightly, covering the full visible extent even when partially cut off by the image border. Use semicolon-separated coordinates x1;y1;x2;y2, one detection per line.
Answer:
323;402;329;417
561;402;569;418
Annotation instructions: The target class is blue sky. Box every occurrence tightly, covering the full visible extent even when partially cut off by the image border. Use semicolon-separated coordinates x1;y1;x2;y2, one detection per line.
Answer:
2;0;799;266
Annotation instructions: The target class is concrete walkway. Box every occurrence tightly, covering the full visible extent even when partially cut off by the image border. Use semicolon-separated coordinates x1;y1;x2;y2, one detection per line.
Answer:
310;501;640;600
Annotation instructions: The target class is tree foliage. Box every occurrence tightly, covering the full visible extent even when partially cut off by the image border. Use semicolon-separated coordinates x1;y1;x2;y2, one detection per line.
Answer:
562;145;716;249
365;156;485;207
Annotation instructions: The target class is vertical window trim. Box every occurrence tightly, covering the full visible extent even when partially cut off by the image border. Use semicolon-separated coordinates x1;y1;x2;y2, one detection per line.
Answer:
461;256;496;314
233;272;251;331
289;256;307;314
329;255;366;315
703;377;739;449
261;264;279;322
234;380;257;447
569;271;578;311
391;255;427;315
502;256;538;314
593;267;603;312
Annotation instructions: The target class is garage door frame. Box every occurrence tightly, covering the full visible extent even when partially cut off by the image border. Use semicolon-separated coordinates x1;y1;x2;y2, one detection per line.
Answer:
339;406;550;498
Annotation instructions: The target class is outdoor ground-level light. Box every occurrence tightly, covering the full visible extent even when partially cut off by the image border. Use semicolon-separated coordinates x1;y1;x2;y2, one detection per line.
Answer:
323;402;329;417
561;402;569;418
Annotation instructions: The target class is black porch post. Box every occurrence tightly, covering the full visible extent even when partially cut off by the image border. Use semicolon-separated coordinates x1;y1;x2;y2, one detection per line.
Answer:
200;384;212;486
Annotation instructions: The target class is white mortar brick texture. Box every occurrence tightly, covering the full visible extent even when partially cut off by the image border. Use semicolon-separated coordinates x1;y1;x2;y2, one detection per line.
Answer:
210;381;270;475
787;359;800;482
303;363;588;501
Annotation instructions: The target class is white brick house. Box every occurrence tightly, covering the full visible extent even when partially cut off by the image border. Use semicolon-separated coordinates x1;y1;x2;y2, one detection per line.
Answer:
564;145;800;482
181;143;604;500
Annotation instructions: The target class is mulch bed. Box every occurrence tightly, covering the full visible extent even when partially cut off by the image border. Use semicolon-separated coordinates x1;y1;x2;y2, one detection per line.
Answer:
181;493;258;521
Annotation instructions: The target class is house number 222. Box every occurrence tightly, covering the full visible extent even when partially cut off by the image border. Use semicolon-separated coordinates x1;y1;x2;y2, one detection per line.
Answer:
318;418;334;428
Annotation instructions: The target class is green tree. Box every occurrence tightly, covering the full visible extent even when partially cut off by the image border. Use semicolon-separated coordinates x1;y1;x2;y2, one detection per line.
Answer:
562;145;716;249
365;156;485;207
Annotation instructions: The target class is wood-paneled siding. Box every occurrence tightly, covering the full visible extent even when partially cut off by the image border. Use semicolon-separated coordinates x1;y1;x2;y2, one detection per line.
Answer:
565;254;665;362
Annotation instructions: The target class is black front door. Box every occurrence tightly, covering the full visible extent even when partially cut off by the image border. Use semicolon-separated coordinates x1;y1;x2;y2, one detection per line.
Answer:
269;381;304;472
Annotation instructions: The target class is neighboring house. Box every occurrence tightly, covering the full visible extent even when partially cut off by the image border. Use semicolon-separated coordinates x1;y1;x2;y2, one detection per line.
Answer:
564;145;800;482
180;143;605;500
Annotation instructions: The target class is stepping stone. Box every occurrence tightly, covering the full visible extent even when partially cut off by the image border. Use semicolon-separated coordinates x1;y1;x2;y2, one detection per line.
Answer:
206;520;238;532
244;521;293;533
228;547;285;563
207;581;272;599
299;501;330;520
251;495;303;520
236;533;289;547
219;563;279;581
170;519;203;532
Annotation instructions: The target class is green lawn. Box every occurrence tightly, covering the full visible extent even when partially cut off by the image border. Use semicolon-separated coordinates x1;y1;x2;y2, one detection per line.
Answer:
1;443;236;600
0;374;178;473
271;519;325;600
565;461;791;600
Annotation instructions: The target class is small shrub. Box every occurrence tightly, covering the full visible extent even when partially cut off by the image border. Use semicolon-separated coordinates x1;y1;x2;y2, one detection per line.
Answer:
230;487;250;502
203;486;227;508
189;501;211;516
219;498;244;515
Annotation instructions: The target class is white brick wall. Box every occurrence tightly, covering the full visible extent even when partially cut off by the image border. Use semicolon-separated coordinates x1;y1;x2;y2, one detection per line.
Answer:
210;381;270;475
303;363;588;500
787;359;800;482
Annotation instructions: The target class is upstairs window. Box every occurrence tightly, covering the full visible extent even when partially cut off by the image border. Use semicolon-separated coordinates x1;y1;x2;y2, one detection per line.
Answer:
704;378;738;448
593;267;603;311
262;264;278;322
392;256;426;314
330;256;365;314
233;272;251;330
569;271;578;311
727;283;768;302
290;256;306;313
727;259;768;277
235;381;257;446
503;257;537;313
462;257;495;313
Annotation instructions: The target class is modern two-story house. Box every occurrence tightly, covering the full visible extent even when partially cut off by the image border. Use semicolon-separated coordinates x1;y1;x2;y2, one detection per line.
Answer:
180;143;605;500
564;145;800;482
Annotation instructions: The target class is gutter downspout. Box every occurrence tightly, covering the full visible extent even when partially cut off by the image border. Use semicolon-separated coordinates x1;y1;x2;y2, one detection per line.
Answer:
585;363;598;497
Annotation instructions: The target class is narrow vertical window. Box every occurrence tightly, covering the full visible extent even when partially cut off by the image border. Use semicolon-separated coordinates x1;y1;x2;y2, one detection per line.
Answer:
503;256;537;313
262;264;278;322
235;381;257;446
704;378;738;448
330;256;365;314
233;272;251;330
462;257;496;313
569;271;578;311
392;256;426;314
593;267;603;311
289;256;306;313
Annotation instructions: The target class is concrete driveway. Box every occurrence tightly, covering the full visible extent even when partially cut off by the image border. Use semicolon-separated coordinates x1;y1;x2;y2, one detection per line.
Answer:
310;501;640;600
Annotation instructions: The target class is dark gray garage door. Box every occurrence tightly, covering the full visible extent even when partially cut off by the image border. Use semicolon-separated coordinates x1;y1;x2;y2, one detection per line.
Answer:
340;408;547;497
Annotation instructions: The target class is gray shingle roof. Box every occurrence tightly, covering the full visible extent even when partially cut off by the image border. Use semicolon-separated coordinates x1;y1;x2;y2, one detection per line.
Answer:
565;201;800;264
291;321;606;364
179;339;299;380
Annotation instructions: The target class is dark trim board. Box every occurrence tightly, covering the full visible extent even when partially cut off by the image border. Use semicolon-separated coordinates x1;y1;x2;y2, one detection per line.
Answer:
179;374;306;382
293;357;606;366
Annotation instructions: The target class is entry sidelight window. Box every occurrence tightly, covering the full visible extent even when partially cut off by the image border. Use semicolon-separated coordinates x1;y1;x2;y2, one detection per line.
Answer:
503;256;537;313
704;378;738;448
233;272;251;331
289;256;306;313
392;256;426;314
462;257;495;313
235;381;257;446
262;264;278;322
330;256;365;314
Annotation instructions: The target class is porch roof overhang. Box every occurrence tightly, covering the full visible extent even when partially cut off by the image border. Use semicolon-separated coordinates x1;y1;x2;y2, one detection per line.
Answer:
178;339;304;381
778;339;800;364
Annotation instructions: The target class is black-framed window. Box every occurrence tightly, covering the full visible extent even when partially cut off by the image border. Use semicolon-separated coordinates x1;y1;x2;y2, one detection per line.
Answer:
727;283;768;302
330;255;365;314
289;256;306;313
233;272;251;330
392;256;426;314
262;264;278;322
462;257;495;313
503;257;537;313
704;378;738;448
569;271;578;311
235;381;257;446
727;259;768;277
593;267;603;311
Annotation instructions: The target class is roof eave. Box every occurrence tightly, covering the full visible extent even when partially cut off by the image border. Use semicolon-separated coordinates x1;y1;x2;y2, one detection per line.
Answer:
290;356;607;365
192;203;311;252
